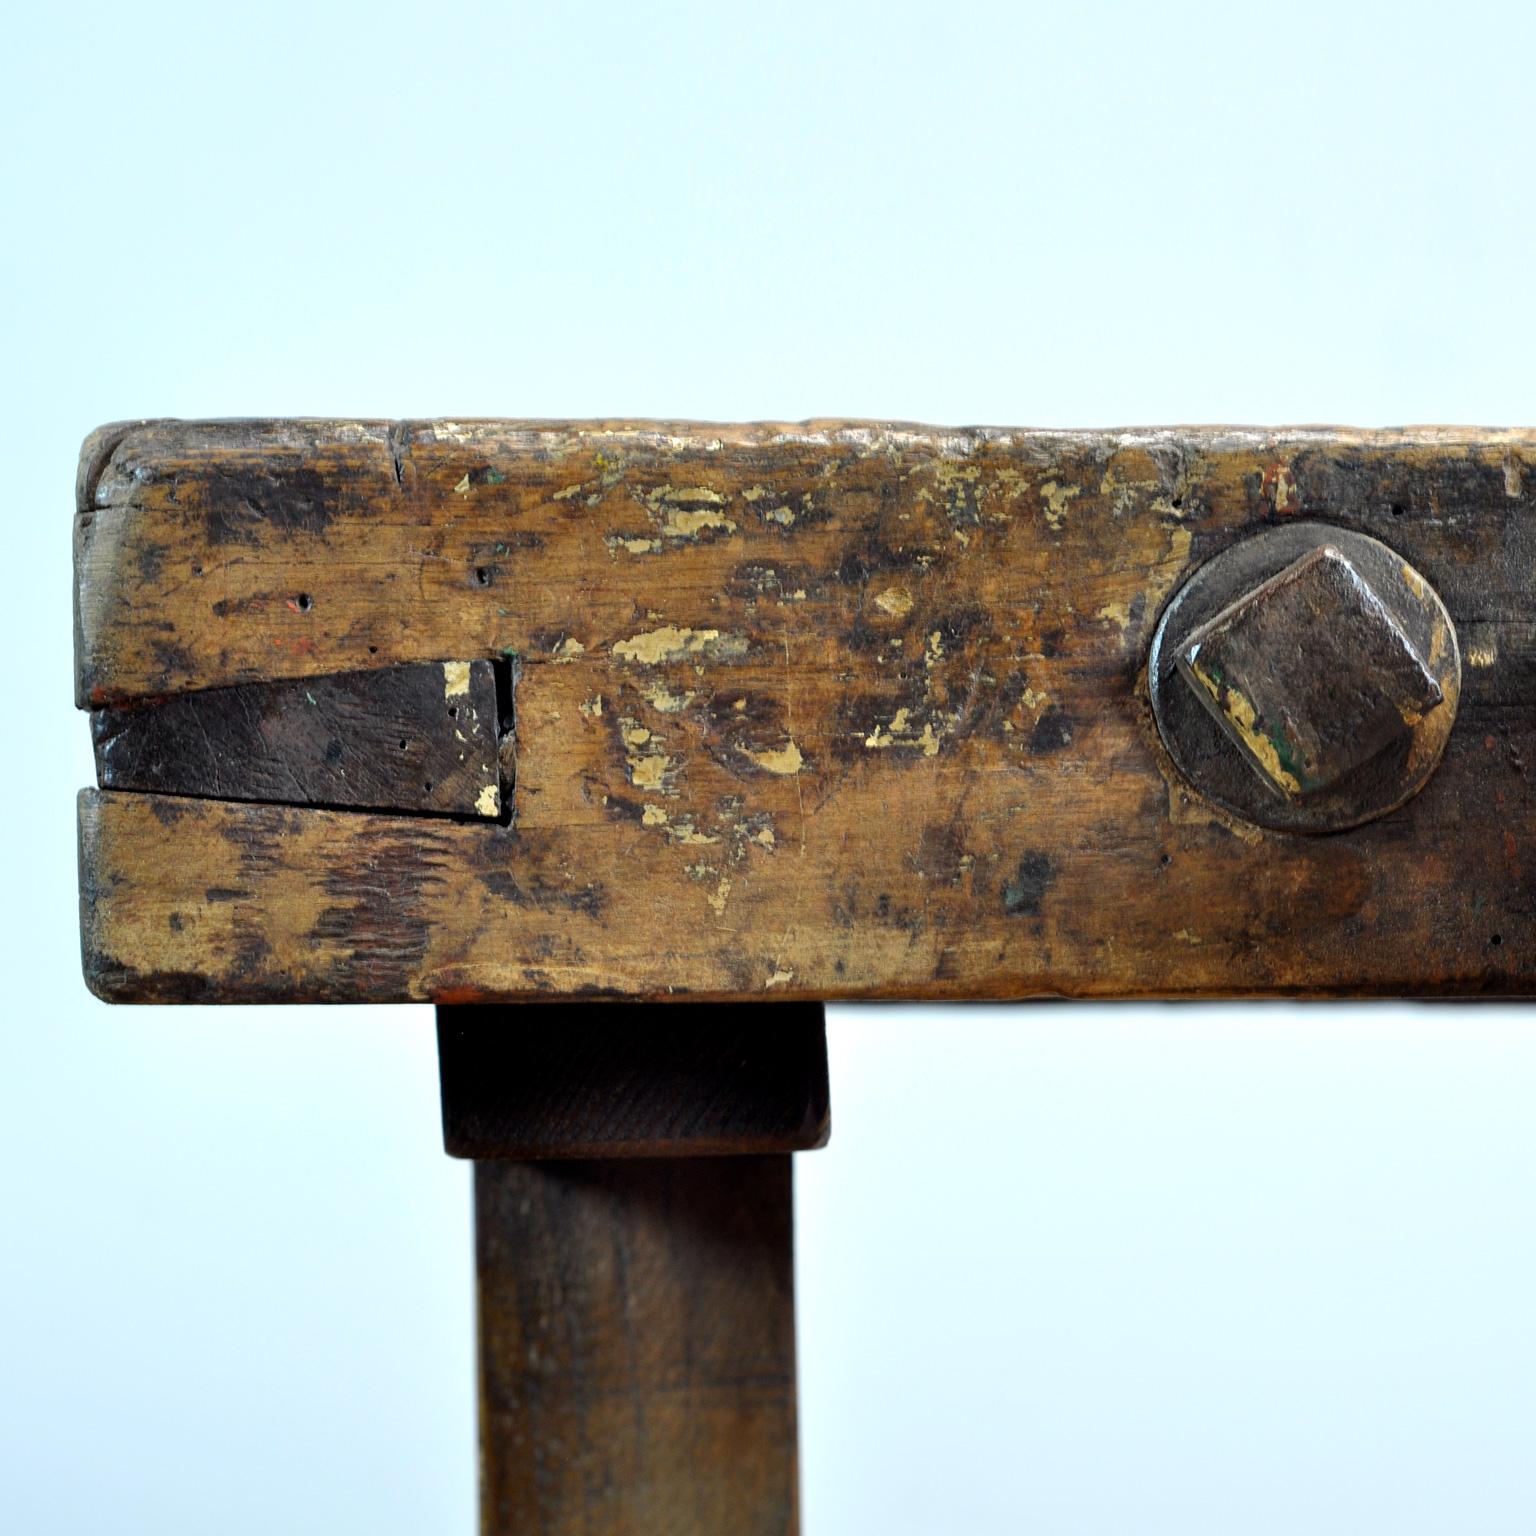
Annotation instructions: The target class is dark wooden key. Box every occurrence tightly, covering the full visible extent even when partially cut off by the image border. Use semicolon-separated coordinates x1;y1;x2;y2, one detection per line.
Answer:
92;659;510;817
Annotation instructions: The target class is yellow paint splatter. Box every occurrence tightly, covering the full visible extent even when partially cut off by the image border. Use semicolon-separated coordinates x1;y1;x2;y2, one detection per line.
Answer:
1265;465;1299;512
1426;615;1450;669
1167;524;1192;568
745;741;803;775
638;486;737;540
642;683;694;713
621;719;671;791
669;820;719;846
765;968;795;988
865;708;908;749
553;637;586;662
1040;479;1079;530
1097;598;1133;632
1190;661;1300;795
443;661;471;698
663;507;737;538
453;473;471;496
921;460;983;518
650;485;726;505
629;755;669;790
475;784;500;817
875;586;914;618
860;706;943;756
1099;464;1138;515
612;626;741;665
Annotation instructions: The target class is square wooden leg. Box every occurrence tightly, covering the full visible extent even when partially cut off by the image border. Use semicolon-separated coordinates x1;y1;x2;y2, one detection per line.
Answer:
438;1005;827;1535
476;1156;798;1536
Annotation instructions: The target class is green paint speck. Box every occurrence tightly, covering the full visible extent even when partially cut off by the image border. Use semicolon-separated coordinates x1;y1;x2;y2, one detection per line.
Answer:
1265;724;1311;787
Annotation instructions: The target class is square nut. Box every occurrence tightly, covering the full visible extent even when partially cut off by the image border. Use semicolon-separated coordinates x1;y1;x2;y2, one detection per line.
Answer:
1177;545;1442;797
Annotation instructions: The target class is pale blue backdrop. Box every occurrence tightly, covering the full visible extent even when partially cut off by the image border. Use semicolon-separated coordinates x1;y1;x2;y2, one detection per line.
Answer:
4;2;1535;1531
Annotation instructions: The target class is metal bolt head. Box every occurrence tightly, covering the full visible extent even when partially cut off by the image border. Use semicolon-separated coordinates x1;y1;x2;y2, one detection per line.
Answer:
1149;523;1460;833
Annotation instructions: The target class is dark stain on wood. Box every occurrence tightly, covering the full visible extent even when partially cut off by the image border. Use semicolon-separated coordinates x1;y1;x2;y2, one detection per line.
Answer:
476;866;607;922
308;821;453;996
1028;708;1075;754
1003;851;1056;918
204;463;341;546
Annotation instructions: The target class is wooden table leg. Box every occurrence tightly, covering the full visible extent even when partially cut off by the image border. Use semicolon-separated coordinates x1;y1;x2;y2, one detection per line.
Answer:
475;1156;797;1535
437;1005;828;1536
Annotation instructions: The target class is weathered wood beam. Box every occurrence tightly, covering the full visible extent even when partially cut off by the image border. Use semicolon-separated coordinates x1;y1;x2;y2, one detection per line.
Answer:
75;420;1536;1002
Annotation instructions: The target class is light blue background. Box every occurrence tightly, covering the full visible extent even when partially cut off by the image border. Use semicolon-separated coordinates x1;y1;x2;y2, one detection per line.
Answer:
5;2;1535;1530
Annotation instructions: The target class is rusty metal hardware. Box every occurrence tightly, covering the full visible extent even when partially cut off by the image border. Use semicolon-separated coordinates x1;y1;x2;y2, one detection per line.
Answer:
1148;523;1461;833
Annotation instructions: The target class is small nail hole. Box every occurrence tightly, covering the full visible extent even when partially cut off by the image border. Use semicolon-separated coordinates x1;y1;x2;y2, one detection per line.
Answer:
1160;853;1172;866
474;567;492;587
1491;933;1503;946
1390;503;1406;518
399;739;408;750
296;592;313;611
424;781;433;793
448;705;458;719
368;645;379;655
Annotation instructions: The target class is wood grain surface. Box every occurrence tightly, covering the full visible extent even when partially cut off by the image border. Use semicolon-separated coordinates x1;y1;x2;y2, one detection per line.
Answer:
476;1155;799;1536
76;420;1536;1002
